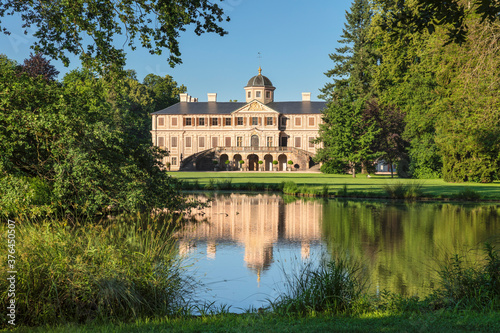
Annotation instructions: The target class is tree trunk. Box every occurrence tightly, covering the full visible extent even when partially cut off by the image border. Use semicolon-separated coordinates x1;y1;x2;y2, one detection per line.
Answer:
352;162;356;178
361;161;368;174
389;159;394;178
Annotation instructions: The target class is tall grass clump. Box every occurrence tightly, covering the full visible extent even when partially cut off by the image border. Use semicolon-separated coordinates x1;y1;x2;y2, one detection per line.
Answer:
270;257;365;315
433;244;499;310
451;188;482;201
0;215;192;326
383;181;423;199
282;181;299;195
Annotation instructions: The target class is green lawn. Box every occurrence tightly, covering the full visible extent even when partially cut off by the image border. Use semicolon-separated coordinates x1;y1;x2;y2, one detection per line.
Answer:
8;311;500;332
171;172;500;200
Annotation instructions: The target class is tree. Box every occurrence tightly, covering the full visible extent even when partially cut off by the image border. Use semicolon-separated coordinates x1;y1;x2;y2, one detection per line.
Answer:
319;0;375;101
364;99;407;178
316;89;380;178
0;54;192;216
0;1;229;71
377;0;500;44
143;74;187;111
19;53;59;81
318;0;380;177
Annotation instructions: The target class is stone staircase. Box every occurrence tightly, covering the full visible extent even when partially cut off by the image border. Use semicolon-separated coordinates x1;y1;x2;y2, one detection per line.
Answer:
179;148;216;171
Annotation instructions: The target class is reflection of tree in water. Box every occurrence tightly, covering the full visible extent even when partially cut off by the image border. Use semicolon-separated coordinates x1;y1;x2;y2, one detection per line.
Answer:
322;201;500;297
176;193;323;274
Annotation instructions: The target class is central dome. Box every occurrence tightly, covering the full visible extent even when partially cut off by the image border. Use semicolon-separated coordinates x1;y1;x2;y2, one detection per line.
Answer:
246;67;274;87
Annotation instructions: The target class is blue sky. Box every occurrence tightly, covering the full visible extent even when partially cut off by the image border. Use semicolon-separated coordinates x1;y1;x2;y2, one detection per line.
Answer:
0;1;352;102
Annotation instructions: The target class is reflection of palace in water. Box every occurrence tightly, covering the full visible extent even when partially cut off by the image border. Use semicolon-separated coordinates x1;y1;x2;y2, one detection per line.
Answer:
176;194;322;275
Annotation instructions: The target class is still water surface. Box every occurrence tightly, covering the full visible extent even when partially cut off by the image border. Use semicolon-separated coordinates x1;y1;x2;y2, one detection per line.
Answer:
176;193;500;312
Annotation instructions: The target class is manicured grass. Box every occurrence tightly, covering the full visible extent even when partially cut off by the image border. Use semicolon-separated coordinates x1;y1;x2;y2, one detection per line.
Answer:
171;172;500;200
8;311;500;332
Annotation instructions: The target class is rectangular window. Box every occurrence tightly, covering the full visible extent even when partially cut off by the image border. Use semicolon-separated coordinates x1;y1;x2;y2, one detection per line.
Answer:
185;137;192;148
199;118;205;126
211;118;218;126
281;137;288;147
281;117;287;126
309;137;315;148
309;117;315;126
266;91;270;98
158;117;164;126
157;137;164;147
295;137;301;148
225;118;232;126
236;137;243;147
295;117;301;126
171;157;177;166
171;117;178;126
266;117;273;126
252;117;258;126
247;91;251;98
225;137;231;147
199;137;205;148
212;137;218;148
267;137;273;147
256;91;261;98
185;118;192;126
237;117;243;126
171;137;178;148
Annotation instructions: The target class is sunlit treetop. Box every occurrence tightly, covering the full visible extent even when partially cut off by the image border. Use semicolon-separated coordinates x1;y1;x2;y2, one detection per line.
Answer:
0;0;229;73
376;0;500;43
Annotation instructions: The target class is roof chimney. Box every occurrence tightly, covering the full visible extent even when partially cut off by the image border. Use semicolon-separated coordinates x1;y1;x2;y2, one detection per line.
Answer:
180;93;188;103
302;92;311;101
207;93;217;102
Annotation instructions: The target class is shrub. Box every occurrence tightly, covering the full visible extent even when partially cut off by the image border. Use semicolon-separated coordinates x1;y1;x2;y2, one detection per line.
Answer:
320;159;348;174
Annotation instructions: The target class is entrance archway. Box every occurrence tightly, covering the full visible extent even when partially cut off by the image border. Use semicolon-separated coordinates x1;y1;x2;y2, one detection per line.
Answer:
278;154;287;171
248;154;259;171
234;154;242;169
251;135;259;148
220;154;229;170
264;154;273;171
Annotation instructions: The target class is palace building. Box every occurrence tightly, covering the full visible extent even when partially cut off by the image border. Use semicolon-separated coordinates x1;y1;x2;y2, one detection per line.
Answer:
151;68;326;171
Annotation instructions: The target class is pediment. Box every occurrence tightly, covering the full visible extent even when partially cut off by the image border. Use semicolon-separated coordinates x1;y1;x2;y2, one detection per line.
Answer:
232;100;278;114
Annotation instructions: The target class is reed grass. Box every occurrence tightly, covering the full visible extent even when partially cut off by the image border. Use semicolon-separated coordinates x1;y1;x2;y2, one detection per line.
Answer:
270;256;366;315
0;214;192;326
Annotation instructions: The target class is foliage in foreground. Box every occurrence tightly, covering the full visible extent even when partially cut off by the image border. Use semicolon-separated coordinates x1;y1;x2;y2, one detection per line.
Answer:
270;257;366;315
0;54;192;217
269;245;500;316
0;216;191;327
434;243;500;311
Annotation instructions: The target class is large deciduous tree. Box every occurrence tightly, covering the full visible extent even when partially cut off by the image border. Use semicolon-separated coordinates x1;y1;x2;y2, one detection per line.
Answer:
0;1;229;71
143;74;187;111
0;54;192;216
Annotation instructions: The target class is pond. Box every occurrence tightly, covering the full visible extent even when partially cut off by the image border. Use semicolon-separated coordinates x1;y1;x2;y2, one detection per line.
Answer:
176;193;500;312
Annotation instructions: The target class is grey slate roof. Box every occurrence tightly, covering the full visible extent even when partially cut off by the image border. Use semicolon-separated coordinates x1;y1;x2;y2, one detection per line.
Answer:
151;101;327;115
246;74;274;87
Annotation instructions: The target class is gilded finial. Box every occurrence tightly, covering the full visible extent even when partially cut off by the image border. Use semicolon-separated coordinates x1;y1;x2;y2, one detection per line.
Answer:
258;66;262;75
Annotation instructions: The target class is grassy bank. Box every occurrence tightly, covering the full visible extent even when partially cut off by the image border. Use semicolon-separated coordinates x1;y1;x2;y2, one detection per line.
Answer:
172;172;500;201
7;311;500;332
